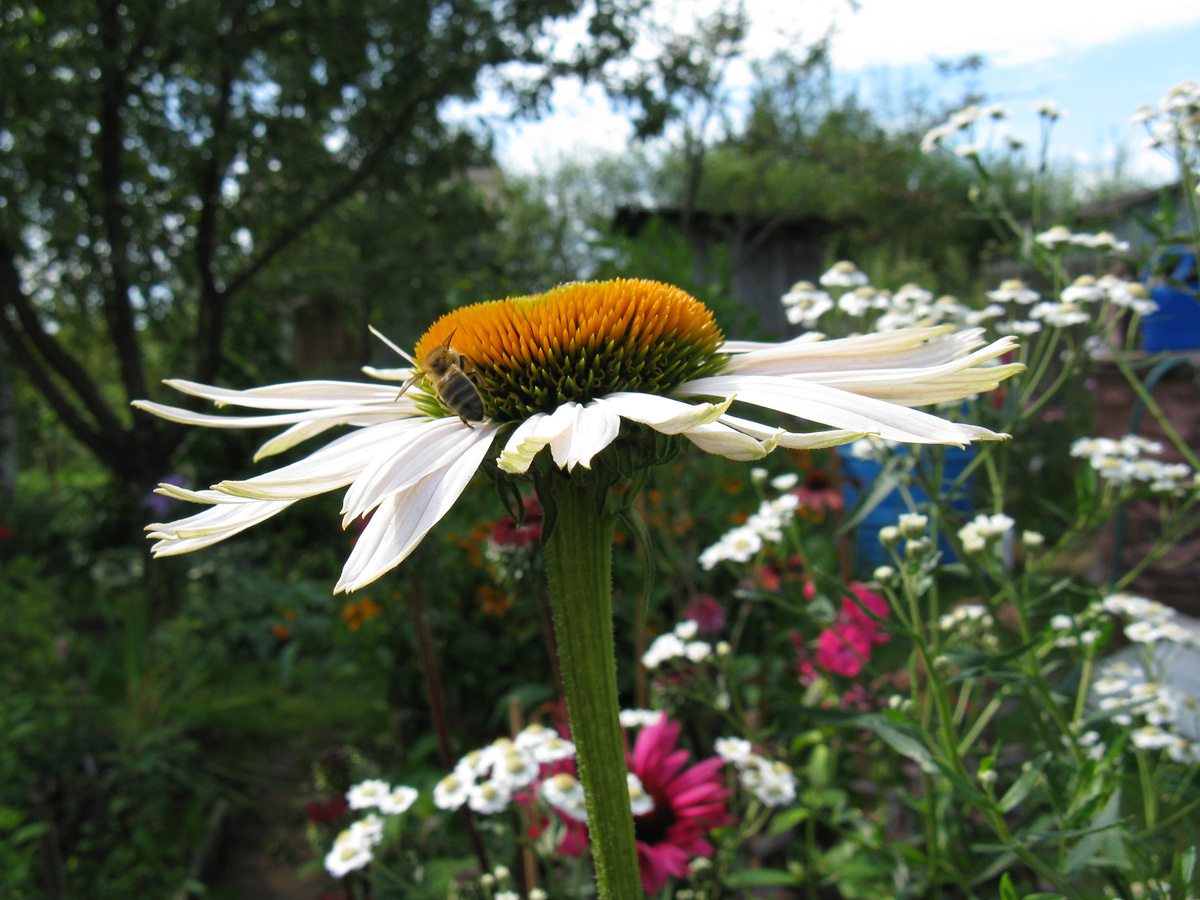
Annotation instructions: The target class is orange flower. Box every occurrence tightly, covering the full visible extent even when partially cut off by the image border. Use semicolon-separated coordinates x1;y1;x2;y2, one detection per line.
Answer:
341;597;382;631
476;584;512;616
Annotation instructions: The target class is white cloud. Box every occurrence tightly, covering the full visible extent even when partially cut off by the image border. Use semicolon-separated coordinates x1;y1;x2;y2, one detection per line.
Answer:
803;0;1200;69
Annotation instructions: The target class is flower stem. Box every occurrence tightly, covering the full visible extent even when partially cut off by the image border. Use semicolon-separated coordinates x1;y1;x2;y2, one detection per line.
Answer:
540;472;641;899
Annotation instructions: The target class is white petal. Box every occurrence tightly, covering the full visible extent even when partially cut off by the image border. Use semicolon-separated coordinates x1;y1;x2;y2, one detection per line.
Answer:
254;419;344;461
595;392;733;433
722;326;984;376
714;413;867;449
783;337;1022;406
678;375;1002;444
341;420;499;525
496;412;554;474
133;399;411;430
721;332;826;353
497;402;622;474
554;402;621;470
217;420;417;502
361;365;414;382
148;497;297;555
160;378;407;409
682;420;782;460
335;429;495;592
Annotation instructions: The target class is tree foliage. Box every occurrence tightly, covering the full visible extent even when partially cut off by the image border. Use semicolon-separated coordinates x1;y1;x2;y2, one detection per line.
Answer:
0;0;638;493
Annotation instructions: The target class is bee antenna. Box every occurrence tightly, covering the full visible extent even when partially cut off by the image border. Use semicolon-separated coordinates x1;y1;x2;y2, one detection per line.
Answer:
368;325;417;365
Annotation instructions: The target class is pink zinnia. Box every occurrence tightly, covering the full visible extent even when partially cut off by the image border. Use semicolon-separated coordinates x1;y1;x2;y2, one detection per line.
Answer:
628;715;732;894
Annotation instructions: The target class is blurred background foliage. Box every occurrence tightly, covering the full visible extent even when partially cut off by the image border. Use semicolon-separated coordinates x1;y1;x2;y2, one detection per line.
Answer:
0;0;1158;896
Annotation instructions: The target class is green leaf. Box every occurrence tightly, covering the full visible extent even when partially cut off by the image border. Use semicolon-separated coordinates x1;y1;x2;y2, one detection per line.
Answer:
723;868;805;888
803;709;940;773
768;806;810;835
999;752;1051;813
999;872;1020;900
1064;789;1124;876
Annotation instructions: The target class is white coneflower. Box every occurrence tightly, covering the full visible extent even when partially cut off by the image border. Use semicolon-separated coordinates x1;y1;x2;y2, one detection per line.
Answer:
137;282;1018;593
134;278;1022;900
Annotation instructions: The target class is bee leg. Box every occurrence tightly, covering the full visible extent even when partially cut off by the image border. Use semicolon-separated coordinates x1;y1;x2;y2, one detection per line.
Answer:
457;414;475;429
394;372;422;402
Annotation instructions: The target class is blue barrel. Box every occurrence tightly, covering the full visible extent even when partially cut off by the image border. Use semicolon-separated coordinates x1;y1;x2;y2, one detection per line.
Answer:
1142;252;1199;352
838;443;975;571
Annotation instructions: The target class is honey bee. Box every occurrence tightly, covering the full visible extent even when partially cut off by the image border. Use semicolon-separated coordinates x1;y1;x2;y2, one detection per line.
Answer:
373;326;485;427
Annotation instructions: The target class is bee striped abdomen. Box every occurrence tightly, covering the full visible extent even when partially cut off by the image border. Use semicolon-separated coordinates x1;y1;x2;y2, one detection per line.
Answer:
438;370;484;423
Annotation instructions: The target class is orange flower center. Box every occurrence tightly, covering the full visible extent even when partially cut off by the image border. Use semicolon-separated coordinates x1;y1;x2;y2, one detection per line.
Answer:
411;279;725;421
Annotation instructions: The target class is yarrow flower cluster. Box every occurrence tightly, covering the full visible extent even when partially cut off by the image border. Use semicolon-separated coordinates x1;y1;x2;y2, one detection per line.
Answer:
776;258;1147;343
1070;437;1195;493
818;260;870;289
433;726;576;816
346;779;419;815
1090;660;1200;763
322;778;421;877
1048;606;1106;649
1132;79;1200;166
781;280;833;326
1034;226;1131;254
1102;592;1200;649
325;813;385;878
642;620;716;669
421;714;733;895
1047;592;1200;764
697;492;800;570
938;603;999;649
957;512;1015;555
920;103;1008;154
714;737;798;807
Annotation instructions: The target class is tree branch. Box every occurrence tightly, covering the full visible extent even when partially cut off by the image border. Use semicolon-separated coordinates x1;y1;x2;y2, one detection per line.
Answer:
96;0;147;403
221;91;435;304
0;237;128;441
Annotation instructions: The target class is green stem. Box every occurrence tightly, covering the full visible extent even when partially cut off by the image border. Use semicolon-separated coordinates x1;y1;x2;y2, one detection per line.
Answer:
540;473;642;900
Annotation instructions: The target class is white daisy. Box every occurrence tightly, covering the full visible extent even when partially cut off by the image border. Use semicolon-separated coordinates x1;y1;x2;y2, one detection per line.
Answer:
135;280;1020;592
377;785;419;815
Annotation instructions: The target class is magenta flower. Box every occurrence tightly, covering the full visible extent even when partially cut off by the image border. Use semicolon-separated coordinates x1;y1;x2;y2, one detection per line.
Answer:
815;583;891;677
684;594;727;635
548;714;732;894
816;623;876;677
628;714;731;894
840;583;890;642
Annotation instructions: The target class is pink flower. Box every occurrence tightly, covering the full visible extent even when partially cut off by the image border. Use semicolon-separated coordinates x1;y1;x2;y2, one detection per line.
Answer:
491;495;543;546
684;594;727;635
814;583;891;677
629;715;732;894
816;623;875;677
793;469;843;515
546;715;731;894
840;584;889;645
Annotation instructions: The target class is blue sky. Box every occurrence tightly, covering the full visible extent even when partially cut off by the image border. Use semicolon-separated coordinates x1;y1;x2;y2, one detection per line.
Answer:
489;0;1199;185
850;16;1200;180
